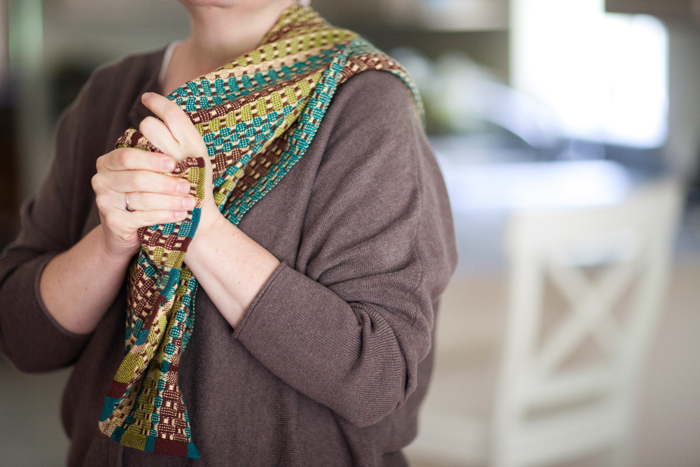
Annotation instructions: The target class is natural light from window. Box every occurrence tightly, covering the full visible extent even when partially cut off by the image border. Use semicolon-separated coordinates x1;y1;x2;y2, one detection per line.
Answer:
511;0;668;148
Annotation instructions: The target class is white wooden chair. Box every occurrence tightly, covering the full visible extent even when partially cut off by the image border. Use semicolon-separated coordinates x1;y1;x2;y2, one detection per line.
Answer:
405;179;682;466
492;179;682;467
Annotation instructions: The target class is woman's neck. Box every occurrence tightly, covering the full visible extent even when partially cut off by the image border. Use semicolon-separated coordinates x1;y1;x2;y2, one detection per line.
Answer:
162;0;297;95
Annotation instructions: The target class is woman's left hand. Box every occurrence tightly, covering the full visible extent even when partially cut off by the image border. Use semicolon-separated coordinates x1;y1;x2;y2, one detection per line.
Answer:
139;92;222;234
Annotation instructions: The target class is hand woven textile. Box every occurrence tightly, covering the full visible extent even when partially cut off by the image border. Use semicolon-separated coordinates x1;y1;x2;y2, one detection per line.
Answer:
97;5;423;458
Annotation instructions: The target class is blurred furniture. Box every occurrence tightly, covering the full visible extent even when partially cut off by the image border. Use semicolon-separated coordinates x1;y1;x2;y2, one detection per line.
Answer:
405;179;682;467
606;0;700;22
382;0;507;31
493;179;682;467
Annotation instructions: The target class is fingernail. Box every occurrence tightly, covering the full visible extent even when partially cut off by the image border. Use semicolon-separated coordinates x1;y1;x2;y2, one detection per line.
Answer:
175;211;187;219
162;159;176;172
184;196;196;209
142;92;153;101
177;182;190;194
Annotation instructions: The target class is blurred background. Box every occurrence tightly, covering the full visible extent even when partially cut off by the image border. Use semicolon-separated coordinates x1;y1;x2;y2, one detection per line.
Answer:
0;0;699;466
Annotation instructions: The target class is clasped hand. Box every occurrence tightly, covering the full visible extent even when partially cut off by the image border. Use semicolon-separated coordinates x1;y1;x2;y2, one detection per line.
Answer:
92;92;220;259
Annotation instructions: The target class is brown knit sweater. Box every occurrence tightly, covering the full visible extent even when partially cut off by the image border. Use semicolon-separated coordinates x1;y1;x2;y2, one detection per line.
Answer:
0;48;457;466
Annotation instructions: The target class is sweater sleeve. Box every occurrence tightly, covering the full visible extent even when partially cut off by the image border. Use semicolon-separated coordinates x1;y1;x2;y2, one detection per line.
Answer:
233;71;458;427
0;88;92;372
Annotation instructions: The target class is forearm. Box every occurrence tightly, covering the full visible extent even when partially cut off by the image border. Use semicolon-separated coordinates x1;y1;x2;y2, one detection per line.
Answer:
39;225;133;335
185;212;280;329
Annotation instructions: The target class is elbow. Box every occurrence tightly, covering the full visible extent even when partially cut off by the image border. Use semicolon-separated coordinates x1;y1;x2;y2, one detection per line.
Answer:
334;323;429;428
0;328;84;374
2;347;68;374
343;408;396;429
336;366;410;428
1;344;39;373
6;357;44;374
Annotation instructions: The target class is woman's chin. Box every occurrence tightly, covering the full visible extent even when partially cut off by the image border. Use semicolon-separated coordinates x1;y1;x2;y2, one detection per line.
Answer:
178;0;295;11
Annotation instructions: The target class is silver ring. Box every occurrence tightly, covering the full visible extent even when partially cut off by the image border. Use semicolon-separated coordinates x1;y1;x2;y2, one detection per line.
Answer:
125;193;135;212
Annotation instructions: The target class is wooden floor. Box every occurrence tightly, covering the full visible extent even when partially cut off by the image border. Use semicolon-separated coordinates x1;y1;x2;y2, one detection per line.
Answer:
1;262;699;467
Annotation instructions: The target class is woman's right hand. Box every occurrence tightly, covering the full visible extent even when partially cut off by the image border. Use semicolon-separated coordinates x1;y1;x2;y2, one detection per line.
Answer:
91;147;195;259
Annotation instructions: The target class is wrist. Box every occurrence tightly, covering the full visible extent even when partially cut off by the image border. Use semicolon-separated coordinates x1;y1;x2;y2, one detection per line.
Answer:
192;202;226;245
96;225;139;265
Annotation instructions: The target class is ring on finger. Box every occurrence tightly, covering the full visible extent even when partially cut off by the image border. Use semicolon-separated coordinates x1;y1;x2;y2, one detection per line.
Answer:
125;193;136;212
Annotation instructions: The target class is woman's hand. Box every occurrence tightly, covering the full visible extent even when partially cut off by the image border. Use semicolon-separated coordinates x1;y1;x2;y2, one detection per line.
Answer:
91;92;218;260
138;92;222;236
41;93;224;335
93;91;279;328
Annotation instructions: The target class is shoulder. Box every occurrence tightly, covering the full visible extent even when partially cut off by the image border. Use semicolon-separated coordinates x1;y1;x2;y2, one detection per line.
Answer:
329;70;419;130
86;48;164;97
337;69;414;99
316;70;424;165
306;68;439;218
56;48;166;156
66;48;164;127
48;47;167;211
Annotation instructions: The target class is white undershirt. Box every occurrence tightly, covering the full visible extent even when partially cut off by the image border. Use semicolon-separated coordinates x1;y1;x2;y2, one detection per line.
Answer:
158;41;182;93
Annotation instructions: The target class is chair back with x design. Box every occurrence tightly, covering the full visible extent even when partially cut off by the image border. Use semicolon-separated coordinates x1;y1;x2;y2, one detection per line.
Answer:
492;179;682;467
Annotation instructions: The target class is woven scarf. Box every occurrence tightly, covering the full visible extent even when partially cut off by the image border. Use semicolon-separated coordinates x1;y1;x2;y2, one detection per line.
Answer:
97;6;422;458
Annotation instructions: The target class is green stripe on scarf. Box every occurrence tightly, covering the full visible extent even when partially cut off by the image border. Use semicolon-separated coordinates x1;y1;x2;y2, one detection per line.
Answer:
98;5;423;458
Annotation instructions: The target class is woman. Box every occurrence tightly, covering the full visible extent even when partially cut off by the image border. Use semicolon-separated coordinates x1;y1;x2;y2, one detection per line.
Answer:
0;0;456;465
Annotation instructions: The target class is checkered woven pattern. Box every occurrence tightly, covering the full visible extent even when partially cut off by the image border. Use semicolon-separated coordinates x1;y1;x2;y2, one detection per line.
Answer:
98;6;422;458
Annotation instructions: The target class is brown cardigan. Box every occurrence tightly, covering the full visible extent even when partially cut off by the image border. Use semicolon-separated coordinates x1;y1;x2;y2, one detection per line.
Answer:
0;48;457;466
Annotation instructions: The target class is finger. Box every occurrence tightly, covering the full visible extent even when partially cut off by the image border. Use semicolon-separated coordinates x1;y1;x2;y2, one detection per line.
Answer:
110;209;189;231
99;147;177;173
108;170;191;195
141;92;206;154
139;116;183;161
124;192;196;212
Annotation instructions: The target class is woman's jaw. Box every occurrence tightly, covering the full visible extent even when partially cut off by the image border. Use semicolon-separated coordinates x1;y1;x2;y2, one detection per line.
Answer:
178;0;299;14
181;0;297;65
161;0;297;94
